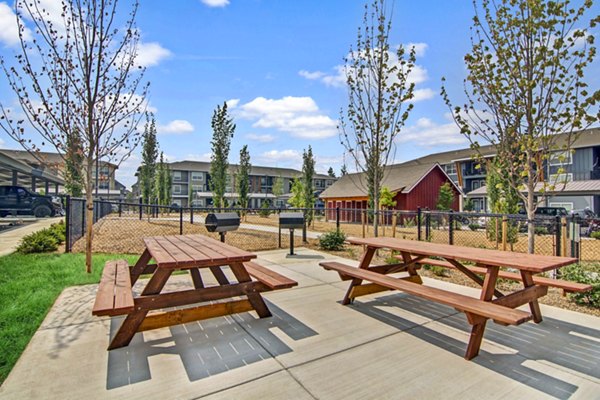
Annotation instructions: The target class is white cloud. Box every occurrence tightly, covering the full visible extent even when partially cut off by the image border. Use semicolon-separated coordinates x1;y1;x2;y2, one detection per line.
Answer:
135;42;171;67
185;152;212;162
407;42;428;57
257;149;302;169
157;119;194;135
0;2;31;46
299;70;326;80
226;98;240;109
245;133;275;143
397;114;468;147
412;88;436;102
201;0;230;7
237;96;337;139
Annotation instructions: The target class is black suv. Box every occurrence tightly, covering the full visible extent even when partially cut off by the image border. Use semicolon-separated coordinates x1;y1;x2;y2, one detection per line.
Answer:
0;185;61;217
519;206;568;233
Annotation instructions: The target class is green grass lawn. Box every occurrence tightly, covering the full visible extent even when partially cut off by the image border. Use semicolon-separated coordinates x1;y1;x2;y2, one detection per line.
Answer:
0;252;138;385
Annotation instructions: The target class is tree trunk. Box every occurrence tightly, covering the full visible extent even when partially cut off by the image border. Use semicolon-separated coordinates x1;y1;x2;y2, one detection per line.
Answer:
85;157;94;273
373;191;379;237
527;183;535;254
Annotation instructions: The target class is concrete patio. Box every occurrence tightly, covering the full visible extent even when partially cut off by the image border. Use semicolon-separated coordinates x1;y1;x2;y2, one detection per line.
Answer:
1;248;599;399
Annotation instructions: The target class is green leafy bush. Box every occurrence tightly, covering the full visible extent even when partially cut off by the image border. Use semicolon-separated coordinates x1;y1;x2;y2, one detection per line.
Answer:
16;229;59;254
534;226;548;235
560;264;600;307
468;223;480;231
48;221;66;244
319;230;346;251
591;231;600;240
258;201;272;217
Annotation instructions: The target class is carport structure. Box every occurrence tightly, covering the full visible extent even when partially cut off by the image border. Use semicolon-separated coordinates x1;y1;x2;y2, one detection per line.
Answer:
0;150;64;194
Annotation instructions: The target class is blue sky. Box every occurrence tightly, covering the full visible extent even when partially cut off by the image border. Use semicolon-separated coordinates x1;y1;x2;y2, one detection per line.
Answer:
0;0;597;188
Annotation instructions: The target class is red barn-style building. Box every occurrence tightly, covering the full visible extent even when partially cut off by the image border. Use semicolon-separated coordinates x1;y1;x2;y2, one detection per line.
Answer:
320;163;462;222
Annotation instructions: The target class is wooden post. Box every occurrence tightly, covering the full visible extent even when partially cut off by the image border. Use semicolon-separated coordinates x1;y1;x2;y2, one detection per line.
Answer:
392;213;397;238
362;210;366;238
495;217;499;249
502;215;508;251
561;216;567;257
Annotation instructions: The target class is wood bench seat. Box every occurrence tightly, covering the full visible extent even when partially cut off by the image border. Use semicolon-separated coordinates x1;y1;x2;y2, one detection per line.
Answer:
92;259;134;317
412;257;592;293
320;261;532;326
245;261;298;290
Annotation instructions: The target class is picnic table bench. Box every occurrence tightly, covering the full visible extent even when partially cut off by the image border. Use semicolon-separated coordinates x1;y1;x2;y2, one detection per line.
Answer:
320;237;580;360
92;234;297;350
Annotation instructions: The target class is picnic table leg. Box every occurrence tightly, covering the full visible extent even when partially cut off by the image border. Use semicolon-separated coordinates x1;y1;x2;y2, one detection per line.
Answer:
209;266;230;285
520;271;543;323
108;268;173;350
130;249;152;285
343;246;377;305
229;262;271;318
190;268;204;289
400;251;422;284
465;265;499;360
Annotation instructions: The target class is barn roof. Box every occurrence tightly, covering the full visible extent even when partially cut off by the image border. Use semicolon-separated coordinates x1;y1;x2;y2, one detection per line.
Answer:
320;163;462;199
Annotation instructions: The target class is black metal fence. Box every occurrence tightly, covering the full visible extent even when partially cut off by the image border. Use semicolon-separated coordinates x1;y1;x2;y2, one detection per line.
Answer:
64;198;597;261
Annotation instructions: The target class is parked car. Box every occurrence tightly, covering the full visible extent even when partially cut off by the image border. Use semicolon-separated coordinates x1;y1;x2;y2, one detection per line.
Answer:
518;206;568;234
570;208;598;226
0;185;61;217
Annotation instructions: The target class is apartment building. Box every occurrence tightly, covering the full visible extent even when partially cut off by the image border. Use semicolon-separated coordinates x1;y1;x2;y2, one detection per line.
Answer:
400;128;600;212
0;149;126;199
162;161;336;208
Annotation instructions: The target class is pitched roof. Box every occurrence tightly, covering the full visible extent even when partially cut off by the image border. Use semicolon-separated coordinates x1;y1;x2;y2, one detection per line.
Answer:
168;160;332;179
320;163;459;199
467;179;600;197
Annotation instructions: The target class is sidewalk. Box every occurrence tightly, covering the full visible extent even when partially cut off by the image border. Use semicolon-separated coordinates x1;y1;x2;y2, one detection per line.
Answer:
0;217;63;256
1;247;598;399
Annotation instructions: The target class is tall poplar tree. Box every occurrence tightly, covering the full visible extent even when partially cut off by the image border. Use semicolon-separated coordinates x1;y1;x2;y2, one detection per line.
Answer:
302;146;316;223
237;145;251;210
64;130;84;197
210;102;235;209
140;116;158;205
339;0;416;237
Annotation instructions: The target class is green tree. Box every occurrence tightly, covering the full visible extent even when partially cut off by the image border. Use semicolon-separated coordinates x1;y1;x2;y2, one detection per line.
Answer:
154;152;171;206
237;145;251;210
340;164;348;176
327;167;336;178
436;182;455;211
140;116;158;206
288;178;305;208
339;0;416;237
0;0;148;273
210;102;235;209
442;0;599;253
379;186;397;209
64;130;84;197
272;176;284;198
302;146;316;223
486;158;520;245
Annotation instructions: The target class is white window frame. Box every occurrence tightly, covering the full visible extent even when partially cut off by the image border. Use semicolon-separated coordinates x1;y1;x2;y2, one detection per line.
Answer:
549;202;573;211
191;172;203;181
472;181;481;190
191;199;204;207
173;171;182;181
549;173;573;183
173;184;182;194
444;163;457;175
549;151;573;166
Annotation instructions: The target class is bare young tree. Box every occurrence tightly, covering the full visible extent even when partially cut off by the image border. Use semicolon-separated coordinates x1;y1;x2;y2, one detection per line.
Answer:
339;0;416;236
442;0;599;253
0;0;149;272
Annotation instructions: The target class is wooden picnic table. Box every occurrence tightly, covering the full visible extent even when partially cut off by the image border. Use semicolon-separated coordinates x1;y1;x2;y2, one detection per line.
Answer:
92;234;297;350
320;237;579;359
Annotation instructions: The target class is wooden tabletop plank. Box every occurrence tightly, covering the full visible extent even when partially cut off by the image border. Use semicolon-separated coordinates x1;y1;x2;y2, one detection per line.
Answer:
179;235;230;261
143;237;178;268
153;236;196;265
186;234;256;261
163;235;218;265
346;237;577;273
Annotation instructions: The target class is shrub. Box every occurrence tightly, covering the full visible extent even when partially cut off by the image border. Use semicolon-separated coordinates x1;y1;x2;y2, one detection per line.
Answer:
16;229;59;254
258;201;272;217
591;231;600;240
468;223;480;231
534;226;548;235
48;221;66;244
560;264;600;307
319;230;346;251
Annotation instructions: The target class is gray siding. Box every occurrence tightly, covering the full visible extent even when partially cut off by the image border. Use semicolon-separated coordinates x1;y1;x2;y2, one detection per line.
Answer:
546;195;593;211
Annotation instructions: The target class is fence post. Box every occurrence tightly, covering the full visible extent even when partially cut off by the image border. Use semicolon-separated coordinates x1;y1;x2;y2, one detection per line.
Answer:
425;208;431;241
448;210;454;245
392;212;397;238
362;210;366;238
65;195;71;253
495;217;499;249
190;206;194;224
417;207;422;241
118;199;122;217
555;215;561;257
139;197;143;220
502;215;508;251
302;210;307;243
179;206;184;235
278;208;282;248
81;199;85;237
336;206;340;231
561;216;567;258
